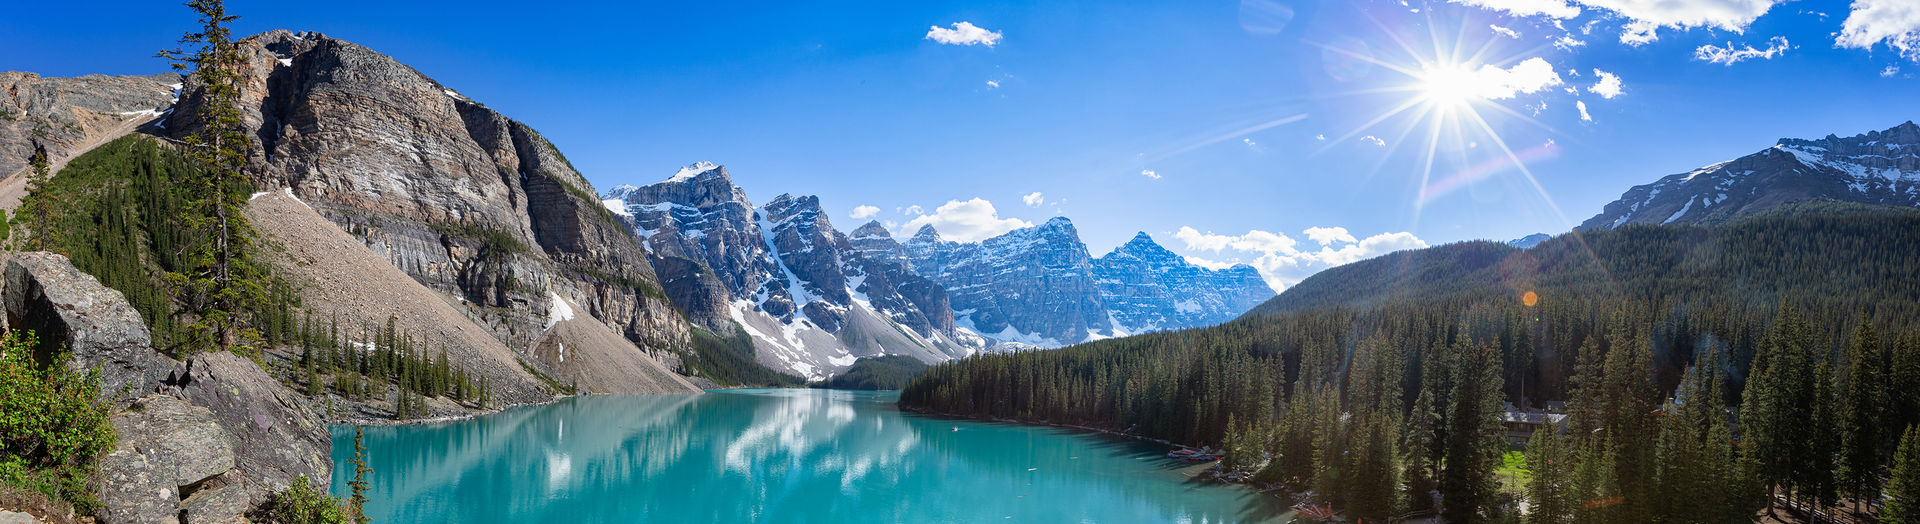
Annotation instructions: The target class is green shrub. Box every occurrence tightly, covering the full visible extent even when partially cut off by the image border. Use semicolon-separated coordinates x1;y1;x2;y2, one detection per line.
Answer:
254;476;349;524
0;329;116;513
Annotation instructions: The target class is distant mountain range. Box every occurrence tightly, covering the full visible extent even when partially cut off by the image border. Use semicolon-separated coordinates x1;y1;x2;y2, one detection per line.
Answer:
1580;121;1920;230
604;164;1276;379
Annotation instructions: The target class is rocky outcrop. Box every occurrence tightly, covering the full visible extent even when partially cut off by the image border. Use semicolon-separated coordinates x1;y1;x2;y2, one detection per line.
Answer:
1091;232;1273;334
528;295;702;394
170;351;332;510
1;253;331;523
3;253;171;407
95;395;235;524
1581;121;1920;230
604;165;794;319
163;29;690;374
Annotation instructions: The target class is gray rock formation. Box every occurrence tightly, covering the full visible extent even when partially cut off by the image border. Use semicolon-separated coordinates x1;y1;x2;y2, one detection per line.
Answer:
170;351;332;510
0;253;330;522
96;395;234;524
162;29;689;374
0;72;179;181
1091;232;1274;334
1580;121;1920;230
3;253;171;407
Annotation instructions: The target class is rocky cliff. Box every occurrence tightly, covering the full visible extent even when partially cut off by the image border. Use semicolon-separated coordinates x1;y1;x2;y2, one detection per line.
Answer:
0;71;180;209
161;30;690;375
1580;121;1920;230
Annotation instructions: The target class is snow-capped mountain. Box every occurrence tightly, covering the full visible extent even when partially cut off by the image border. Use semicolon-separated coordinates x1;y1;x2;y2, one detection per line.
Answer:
604;163;966;379
1580;121;1920;230
1092;232;1275;334
1506;233;1551;249
903;219;1276;347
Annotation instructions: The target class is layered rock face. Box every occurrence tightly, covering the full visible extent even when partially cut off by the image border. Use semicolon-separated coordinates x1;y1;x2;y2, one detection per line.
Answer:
1091;232;1274;334
162;29;688;364
606;165;966;379
1581;121;1920;230
0;72;179;177
0;71;180;208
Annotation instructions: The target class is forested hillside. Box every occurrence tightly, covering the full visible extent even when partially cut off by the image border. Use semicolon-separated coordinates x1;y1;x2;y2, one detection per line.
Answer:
901;203;1920;521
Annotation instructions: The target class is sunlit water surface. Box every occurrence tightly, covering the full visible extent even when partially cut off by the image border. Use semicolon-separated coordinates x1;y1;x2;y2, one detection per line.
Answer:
330;389;1290;523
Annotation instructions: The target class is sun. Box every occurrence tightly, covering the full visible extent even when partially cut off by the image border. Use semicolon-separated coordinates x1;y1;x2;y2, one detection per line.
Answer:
1417;64;1480;109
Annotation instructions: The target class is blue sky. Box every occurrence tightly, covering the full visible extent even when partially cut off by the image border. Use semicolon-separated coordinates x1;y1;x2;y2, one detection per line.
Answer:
5;0;1918;290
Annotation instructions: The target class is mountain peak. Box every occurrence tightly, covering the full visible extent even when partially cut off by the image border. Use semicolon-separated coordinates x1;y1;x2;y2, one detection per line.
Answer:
851;220;892;239
665;161;722;183
1128;231;1154;243
910;224;942;242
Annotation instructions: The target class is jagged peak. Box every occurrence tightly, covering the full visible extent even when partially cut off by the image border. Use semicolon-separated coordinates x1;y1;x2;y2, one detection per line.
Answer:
909;224;942;242
665;161;722;183
851;220;892;239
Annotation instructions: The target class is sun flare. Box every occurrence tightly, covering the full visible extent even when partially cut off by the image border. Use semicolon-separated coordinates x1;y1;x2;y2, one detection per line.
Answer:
1417;65;1480;109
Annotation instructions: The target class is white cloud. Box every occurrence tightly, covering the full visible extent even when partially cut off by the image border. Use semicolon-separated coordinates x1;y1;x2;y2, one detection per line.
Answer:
1243;138;1258;148
1174;227;1428;291
1175;227;1300;254
1577;100;1593;121
1449;0;1580;19
899;198;1032;242
1470;57;1565;99
1315;134;1327;141
1141;169;1161;180
986;79;1001;89
1838;0;1920;62
850;205;879;219
1588;69;1624;98
1554;35;1588;50
1491;24;1523;39
926;22;1003;47
1304;226;1359;246
1886;65;1904;77
1360;135;1386;146
1452;0;1785;46
1694;36;1792;65
1022;192;1044;207
903;205;924;216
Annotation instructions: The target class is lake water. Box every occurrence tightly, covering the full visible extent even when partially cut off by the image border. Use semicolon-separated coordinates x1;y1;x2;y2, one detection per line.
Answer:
329;389;1291;523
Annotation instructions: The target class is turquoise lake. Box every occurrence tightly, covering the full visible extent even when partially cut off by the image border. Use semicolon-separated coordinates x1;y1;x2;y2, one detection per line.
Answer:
329;389;1292;523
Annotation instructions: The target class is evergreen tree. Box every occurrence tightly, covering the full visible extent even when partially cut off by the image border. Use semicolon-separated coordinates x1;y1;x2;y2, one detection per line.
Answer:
1889;425;1920;524
1439;341;1505;522
348;425;372;524
1527;428;1576;524
158;0;268;353
16;143;55;250
1839;317;1887;504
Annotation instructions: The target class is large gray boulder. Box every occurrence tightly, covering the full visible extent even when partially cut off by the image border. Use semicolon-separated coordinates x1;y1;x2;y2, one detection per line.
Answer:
173;350;332;509
3;253;172;407
96;395;235;524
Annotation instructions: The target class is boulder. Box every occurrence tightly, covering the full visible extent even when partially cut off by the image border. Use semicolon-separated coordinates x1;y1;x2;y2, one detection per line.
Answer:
3;252;173;407
176;473;247;524
173;351;332;508
107;396;234;490
93;448;178;524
